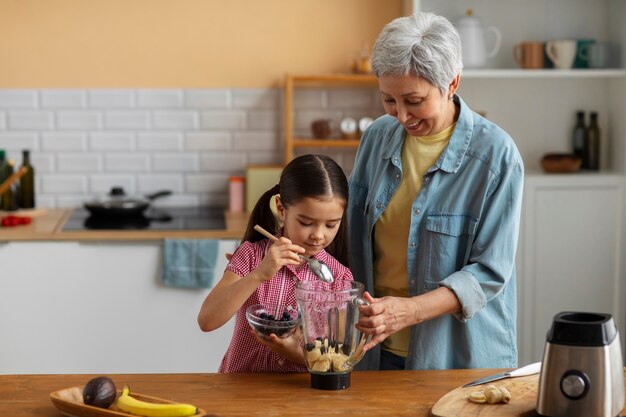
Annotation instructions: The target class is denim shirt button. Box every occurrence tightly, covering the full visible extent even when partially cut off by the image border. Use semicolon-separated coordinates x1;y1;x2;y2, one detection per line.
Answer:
376;202;382;209
410;242;416;248
414;208;420;215
410;280;415;286
424;177;430;182
396;173;400;179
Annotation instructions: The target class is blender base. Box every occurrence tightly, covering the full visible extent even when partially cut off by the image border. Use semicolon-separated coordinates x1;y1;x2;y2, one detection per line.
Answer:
310;372;351;390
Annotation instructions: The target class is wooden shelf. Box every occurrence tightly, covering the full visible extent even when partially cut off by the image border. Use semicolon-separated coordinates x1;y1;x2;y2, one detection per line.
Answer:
463;68;626;79
289;73;377;85
292;139;361;148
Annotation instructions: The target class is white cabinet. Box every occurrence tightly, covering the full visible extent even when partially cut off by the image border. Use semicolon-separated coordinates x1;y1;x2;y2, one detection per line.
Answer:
517;175;626;364
0;240;237;374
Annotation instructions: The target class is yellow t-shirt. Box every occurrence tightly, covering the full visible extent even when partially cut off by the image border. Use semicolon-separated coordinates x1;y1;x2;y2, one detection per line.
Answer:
373;123;455;357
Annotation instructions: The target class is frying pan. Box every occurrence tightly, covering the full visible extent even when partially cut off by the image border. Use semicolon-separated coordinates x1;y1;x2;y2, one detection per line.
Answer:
84;187;172;217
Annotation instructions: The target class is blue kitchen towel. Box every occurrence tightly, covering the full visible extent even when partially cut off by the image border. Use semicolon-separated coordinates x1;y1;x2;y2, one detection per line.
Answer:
162;239;220;289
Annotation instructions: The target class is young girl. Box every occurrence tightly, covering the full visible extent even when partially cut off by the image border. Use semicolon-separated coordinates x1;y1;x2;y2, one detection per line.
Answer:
197;154;353;373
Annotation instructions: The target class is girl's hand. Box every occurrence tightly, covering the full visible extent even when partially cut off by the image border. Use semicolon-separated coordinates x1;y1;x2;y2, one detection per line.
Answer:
355;291;416;352
251;326;305;365
252;237;304;282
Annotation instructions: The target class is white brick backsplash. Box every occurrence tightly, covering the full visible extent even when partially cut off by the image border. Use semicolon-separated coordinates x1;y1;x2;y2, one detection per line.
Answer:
31;153;55;173
232;89;280;109
104;111;150;130
41;90;86;109
104;154;151;172
137;175;183;193
0;90;37;109
42;175;87;193
327;88;376;109
294;90;326;109
153;153;198;172
88;90;134;108
57;111;102;130
233;131;279;151
90;132;135;151
0;132;39;151
200;111;246;129
137;132;182;150
41;132;87;151
0;87;369;208
58;154;102;173
35;195;56;208
185;90;230;109
247;152;282;165
186;174;229;193
153;111;198;130
89;175;135;193
185;132;231;151
8;111;54;130
199;153;246;173
294;110;343;130
248;110;281;130
137;90;183;108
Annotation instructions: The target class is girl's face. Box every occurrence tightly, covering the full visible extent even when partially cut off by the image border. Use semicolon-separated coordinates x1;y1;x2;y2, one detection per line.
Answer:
378;73;459;137
276;195;345;258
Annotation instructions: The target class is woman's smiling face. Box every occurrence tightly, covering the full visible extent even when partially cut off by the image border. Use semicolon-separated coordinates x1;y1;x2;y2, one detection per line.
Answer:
378;73;458;137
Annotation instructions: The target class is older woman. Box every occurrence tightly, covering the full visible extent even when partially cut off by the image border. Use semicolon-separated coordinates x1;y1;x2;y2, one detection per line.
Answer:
348;11;524;370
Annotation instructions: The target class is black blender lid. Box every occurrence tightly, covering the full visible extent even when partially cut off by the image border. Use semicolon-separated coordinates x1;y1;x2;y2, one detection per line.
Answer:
546;311;617;346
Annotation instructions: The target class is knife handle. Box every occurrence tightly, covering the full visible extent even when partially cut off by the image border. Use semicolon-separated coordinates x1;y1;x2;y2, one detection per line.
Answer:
508;361;541;377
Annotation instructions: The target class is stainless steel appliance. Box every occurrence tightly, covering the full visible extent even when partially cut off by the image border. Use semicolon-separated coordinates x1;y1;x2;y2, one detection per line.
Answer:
537;311;625;417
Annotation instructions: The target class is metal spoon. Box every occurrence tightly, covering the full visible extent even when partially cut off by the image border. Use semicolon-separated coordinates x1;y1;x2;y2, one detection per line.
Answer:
253;224;334;283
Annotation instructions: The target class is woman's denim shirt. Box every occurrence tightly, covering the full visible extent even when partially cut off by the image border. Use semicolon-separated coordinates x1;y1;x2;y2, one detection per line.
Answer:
347;95;524;370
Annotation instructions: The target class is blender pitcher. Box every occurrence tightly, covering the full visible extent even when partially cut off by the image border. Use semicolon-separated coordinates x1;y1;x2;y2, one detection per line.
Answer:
295;280;371;390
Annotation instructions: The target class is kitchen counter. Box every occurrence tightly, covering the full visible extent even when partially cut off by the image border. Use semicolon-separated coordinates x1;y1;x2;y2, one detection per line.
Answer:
0;370;565;417
0;209;248;241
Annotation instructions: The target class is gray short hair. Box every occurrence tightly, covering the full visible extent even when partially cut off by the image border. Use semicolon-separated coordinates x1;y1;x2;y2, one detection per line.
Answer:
371;11;463;94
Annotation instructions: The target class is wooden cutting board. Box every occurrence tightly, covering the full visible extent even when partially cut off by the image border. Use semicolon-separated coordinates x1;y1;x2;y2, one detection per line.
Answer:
431;374;540;417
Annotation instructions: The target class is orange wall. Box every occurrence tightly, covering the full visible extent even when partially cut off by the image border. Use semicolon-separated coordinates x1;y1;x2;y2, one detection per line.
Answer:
0;0;402;88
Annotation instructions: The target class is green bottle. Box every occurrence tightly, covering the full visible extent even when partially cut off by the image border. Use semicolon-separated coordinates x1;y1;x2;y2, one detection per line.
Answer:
1;159;16;211
19;149;36;209
0;150;7;209
584;112;600;171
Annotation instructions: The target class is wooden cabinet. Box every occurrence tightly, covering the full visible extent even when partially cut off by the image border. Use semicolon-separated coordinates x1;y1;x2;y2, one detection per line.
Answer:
283;73;378;165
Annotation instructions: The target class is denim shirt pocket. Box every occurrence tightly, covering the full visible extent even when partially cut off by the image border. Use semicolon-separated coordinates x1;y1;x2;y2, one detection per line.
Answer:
423;213;478;289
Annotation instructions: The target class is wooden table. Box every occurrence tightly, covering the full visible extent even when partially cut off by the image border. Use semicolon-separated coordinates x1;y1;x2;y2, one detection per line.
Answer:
2;370;625;417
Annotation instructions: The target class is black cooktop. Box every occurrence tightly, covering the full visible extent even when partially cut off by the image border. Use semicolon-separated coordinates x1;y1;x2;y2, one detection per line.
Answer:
63;206;226;231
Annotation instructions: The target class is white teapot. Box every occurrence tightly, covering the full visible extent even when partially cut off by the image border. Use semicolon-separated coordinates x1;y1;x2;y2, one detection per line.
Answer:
455;9;501;68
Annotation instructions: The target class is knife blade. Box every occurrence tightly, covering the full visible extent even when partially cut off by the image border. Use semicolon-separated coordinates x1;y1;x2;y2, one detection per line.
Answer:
462;362;541;387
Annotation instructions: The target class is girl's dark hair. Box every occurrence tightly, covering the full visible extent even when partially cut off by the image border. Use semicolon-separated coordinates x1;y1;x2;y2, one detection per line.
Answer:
242;154;350;266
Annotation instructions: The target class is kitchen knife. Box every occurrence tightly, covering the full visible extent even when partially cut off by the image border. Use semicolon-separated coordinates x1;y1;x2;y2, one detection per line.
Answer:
462;362;541;387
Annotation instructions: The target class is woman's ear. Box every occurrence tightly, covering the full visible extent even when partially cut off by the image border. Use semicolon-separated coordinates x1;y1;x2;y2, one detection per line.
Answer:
448;74;461;98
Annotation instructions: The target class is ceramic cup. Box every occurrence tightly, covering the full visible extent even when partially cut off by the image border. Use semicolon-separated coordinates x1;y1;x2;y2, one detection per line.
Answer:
546;40;577;69
589;42;611;68
574;39;595;68
513;41;544;69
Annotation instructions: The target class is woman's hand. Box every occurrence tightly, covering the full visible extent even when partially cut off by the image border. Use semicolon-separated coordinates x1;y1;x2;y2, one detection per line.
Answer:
251;327;305;365
251;237;304;283
355;291;419;352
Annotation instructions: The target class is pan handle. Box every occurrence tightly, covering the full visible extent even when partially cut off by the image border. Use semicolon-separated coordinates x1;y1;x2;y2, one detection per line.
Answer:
145;190;172;201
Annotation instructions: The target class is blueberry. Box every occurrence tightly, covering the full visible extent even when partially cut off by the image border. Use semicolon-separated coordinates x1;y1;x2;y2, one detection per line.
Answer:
259;312;268;319
282;311;291;319
305;343;315;351
267;315;275;321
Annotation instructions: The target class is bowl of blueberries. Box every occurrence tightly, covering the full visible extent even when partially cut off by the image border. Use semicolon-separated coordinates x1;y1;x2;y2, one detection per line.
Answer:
246;303;301;339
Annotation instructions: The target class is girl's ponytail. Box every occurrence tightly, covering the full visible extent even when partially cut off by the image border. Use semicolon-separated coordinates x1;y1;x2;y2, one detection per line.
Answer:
241;185;280;242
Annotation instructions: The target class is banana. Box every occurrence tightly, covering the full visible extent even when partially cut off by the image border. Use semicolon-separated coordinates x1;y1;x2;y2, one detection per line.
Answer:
113;386;198;417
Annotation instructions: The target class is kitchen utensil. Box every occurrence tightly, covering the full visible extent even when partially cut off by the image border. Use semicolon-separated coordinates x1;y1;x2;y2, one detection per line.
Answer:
50;386;206;417
540;153;582;173
432;374;540;417
0;166;28;195
462;362;541;387
246;303;300;339
546;40;577;69
253;224;334;283
455;9;501;68
513;41;544;69
83;187;172;217
295;280;371;390
537;311;624;417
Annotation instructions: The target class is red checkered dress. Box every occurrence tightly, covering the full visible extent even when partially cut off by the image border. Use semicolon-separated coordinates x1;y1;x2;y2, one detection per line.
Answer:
218;238;353;373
